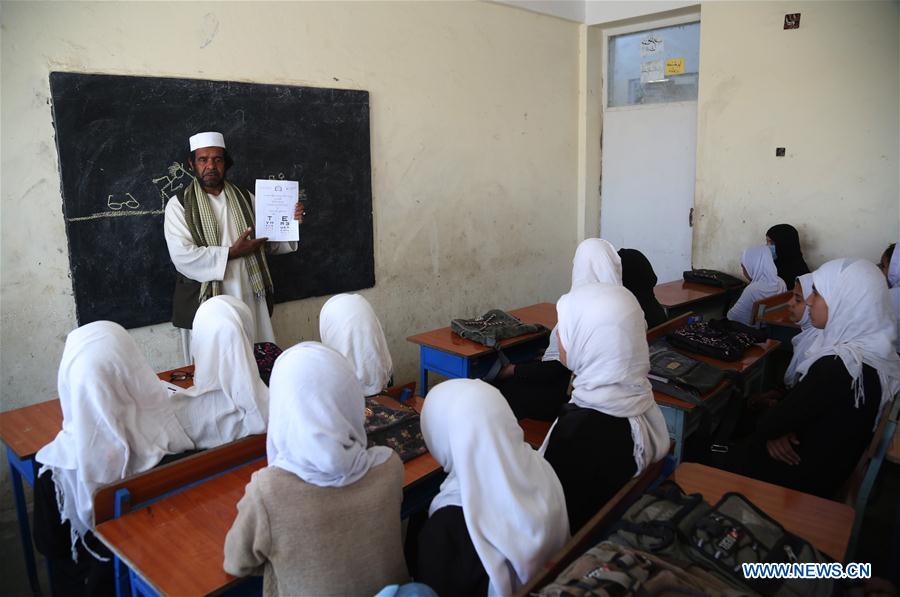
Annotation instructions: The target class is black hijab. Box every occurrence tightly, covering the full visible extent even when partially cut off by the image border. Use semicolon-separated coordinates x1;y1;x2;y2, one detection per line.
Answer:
766;224;810;287
618;248;668;328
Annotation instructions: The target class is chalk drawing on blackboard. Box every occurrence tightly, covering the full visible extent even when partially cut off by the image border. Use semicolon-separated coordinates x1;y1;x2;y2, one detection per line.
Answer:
107;193;140;210
152;162;194;209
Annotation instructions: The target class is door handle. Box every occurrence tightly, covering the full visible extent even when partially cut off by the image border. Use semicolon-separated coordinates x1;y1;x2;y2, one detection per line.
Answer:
689;207;694;227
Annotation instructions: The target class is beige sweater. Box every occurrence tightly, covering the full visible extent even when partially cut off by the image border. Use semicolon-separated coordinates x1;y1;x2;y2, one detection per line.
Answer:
223;454;409;596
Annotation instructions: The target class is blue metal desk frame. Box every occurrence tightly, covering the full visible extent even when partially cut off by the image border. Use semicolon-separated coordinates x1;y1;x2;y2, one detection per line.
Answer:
5;445;46;595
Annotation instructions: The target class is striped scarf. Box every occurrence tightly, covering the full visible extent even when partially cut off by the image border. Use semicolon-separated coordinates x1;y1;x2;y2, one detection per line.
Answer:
182;177;273;303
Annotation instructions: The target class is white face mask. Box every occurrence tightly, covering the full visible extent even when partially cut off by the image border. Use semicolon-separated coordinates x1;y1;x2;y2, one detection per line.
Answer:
769;244;777;260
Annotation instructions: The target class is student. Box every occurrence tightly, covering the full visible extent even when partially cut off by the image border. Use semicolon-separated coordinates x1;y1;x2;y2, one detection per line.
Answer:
319;293;393;395
416;379;569;596
618;248;668;329
783;273;821;388
495;238;621;420
766;224;810;287
171;295;268;448
881;242;900;353
33;321;195;596
726;245;787;326
540;283;669;533
224;342;408;594
737;259;900;498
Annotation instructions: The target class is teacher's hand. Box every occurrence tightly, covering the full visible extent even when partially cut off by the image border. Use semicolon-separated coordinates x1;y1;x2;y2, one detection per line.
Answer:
228;228;268;259
294;201;306;224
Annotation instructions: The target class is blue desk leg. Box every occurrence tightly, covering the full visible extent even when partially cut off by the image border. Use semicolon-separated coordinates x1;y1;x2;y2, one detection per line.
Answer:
6;446;40;596
419;346;428;396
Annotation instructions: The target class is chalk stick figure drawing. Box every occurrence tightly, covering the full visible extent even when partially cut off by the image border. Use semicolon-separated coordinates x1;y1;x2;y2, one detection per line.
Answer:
107;193;140;210
152;162;195;209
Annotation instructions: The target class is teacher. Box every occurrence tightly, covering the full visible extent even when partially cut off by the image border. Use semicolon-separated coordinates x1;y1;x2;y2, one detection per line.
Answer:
164;131;304;358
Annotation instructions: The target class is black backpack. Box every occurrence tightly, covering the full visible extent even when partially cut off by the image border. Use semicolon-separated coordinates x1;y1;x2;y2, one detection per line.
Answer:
667;319;767;362
684;269;746;288
648;341;727;404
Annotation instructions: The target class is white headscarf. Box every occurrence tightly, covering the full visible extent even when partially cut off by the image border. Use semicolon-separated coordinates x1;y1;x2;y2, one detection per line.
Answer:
319;293;393;396
542;283;669;474
422;379;569;597
795;259;900;417
784;273;821;387
887;245;900;289
887;245;900;352
36;321;194;559
727;245;787;326
171;296;268;449
267;342;393;487
544;238;622;362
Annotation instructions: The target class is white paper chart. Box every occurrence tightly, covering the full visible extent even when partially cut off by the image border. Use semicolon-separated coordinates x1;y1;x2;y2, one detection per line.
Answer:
255;179;300;242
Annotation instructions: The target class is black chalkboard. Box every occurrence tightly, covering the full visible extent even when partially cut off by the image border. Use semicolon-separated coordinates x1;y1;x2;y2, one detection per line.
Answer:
50;72;374;330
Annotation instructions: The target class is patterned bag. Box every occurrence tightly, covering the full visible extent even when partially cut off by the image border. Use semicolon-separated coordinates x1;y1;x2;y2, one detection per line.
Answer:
450;309;547;348
667;320;766;362
539;540;742;597
365;397;427;462
683;269;746;288
606;483;834;597
253;342;283;386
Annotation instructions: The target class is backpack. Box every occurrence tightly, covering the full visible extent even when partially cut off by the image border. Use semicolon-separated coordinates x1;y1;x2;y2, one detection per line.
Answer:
539;540;743;597
450;309;547;348
605;482;834;597
364;397;427;462
683;269;746;289
667;320;767;362
648;341;727;404
253;342;283;385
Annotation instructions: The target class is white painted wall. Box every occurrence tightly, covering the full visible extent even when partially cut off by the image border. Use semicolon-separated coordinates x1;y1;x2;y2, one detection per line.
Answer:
585;1;697;25
0;1;579;510
496;0;585;23
692;1;900;272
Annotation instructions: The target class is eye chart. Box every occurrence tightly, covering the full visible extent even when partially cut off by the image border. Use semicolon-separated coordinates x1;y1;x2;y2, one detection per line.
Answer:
255;179;300;242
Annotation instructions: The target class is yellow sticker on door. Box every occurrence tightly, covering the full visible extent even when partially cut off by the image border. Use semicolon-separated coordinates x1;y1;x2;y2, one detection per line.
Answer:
665;58;685;75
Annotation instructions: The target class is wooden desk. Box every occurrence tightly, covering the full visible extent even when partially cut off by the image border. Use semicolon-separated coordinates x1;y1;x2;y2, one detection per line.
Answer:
653;280;728;317
672;463;853;561
0;365;194;596
406;303;557;395
761;305;800;329
95;446;443;597
520;418;552;448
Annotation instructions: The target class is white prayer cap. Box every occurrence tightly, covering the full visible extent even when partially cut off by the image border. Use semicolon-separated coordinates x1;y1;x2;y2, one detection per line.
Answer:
189;131;226;151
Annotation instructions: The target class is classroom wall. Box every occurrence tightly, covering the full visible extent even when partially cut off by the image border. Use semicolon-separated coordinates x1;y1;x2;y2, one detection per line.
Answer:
692;1;900;272
0;1;579;511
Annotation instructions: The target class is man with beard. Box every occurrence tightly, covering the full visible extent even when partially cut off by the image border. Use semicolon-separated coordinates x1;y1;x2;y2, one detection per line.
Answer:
164;132;304;359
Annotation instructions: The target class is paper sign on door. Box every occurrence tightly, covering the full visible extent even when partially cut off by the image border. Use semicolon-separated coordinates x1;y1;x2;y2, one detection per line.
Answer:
665;58;685;76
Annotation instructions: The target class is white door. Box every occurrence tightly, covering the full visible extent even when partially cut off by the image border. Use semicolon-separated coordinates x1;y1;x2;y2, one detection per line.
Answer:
600;19;700;283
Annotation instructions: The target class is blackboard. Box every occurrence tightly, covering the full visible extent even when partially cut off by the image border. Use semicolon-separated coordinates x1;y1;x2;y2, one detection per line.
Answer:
50;72;374;330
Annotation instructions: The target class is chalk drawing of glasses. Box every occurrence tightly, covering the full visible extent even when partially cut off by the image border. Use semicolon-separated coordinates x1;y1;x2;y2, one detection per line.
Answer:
107;193;140;210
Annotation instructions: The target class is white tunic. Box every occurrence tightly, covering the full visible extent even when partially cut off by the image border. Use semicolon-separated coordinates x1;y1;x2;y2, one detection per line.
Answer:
164;191;297;343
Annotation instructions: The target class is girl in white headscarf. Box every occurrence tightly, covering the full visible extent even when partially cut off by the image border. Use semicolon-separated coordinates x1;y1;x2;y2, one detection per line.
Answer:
880;242;900;353
416;379;569;597
319;293;393;396
743;259;900;498
540;283;669;532
727;245;787;326
224;342;407;595
171;295;268;448
783;273;822;388
497;238;621;421
33;321;194;593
